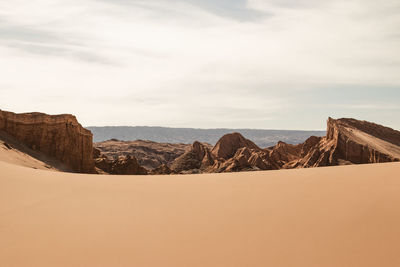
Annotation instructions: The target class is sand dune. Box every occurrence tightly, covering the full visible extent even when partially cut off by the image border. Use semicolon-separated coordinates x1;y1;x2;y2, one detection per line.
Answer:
0;133;70;172
1;161;400;267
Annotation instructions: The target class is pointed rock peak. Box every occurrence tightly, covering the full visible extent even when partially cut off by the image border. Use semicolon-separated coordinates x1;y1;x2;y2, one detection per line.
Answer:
192;141;203;150
212;132;261;160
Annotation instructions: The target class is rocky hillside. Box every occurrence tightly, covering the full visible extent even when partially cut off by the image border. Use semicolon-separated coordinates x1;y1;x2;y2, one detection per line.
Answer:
0;110;94;173
2;109;398;175
137;117;400;174
88;126;325;147
294;118;400;167
94;139;191;170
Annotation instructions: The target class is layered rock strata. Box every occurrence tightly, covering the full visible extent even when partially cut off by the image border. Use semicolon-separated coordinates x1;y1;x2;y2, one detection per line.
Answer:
0;110;94;173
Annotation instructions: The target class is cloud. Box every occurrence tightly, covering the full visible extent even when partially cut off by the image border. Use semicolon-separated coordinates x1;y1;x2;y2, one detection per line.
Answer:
97;0;267;21
0;0;399;129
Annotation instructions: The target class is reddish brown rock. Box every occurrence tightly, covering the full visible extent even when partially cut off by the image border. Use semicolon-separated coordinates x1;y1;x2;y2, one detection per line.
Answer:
110;155;148;175
0;109;94;173
296;118;400;167
211;132;260;160
171;141;214;173
167;118;400;174
205;146;272;173
268;141;302;169
94;139;190;170
93;149;147;175
94;156;113;174
150;164;173;175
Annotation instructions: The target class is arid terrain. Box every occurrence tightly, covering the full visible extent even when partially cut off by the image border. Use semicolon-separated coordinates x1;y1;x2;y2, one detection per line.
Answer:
1;109;400;266
1;161;400;267
93;117;400;175
88;126;325;147
1;109;399;175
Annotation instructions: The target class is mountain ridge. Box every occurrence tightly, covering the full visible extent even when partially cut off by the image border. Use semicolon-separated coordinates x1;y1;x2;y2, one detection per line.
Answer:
88;126;325;147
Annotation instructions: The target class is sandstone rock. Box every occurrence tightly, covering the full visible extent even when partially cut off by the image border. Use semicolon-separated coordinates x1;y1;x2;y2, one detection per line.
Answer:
296;118;400;167
94;157;113;174
94;139;190;170
208;147;272;173
268;141;302;169
93;147;101;159
171;141;214;173
111;155;148;175
212;132;260;160
150;164;173;175
0;110;94;173
166;118;400;174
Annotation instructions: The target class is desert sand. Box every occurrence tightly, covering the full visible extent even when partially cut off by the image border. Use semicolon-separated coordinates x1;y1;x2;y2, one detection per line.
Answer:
1;161;400;267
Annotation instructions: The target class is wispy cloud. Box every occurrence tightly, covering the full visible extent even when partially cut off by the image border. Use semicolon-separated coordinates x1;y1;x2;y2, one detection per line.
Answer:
0;0;399;129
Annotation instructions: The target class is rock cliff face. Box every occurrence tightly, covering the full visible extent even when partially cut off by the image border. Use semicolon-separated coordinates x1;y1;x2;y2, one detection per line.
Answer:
296;118;400;167
0;110;94;173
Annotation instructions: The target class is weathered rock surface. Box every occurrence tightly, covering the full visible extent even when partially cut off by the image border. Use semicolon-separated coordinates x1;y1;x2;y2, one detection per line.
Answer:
295;118;400;167
165;118;400;174
210;147;272;173
149;164;173;175
110;155;148;175
94;139;190;170
93;149;148;175
212;132;261;160
170;141;214;173
0;110;94;173
168;133;274;174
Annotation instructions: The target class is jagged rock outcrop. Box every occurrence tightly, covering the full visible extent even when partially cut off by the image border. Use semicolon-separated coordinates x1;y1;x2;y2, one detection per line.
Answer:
171;141;214;173
295;118;400;167
110;155;148;175
170;134;274;174
210;147;272;173
93;150;148;175
94;139;190;170
0;110;94;173
150;164;173;175
212;132;261;160
167;118;400;174
268;141;302;169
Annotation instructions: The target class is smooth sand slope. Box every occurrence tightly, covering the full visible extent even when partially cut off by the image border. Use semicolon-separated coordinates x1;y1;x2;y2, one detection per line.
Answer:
1;162;400;267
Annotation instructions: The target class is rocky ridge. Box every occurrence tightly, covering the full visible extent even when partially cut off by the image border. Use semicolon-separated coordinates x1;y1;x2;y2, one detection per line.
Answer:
0;110;94;173
148;118;400;174
94;139;190;170
2;109;398;175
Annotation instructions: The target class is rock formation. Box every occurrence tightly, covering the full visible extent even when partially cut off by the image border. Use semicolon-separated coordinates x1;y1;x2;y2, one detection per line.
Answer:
210;147;272;173
170;141;214;173
149;164;173;175
164;118;400;174
110;155;148;175
211;132;261;160
0;110;94;173
168;133;274;174
295;118;400;167
93;152;147;175
94;139;190;170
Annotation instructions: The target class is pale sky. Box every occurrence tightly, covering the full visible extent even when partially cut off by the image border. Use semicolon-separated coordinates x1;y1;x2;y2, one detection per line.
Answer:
0;0;399;130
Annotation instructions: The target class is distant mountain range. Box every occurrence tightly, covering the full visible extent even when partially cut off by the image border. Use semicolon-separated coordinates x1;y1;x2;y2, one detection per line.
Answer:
87;126;326;148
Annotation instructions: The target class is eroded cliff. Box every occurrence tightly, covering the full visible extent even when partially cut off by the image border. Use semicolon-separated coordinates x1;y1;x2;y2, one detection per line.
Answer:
0;110;94;173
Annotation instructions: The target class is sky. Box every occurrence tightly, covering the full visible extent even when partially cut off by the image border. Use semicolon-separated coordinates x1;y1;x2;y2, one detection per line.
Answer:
0;0;399;130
